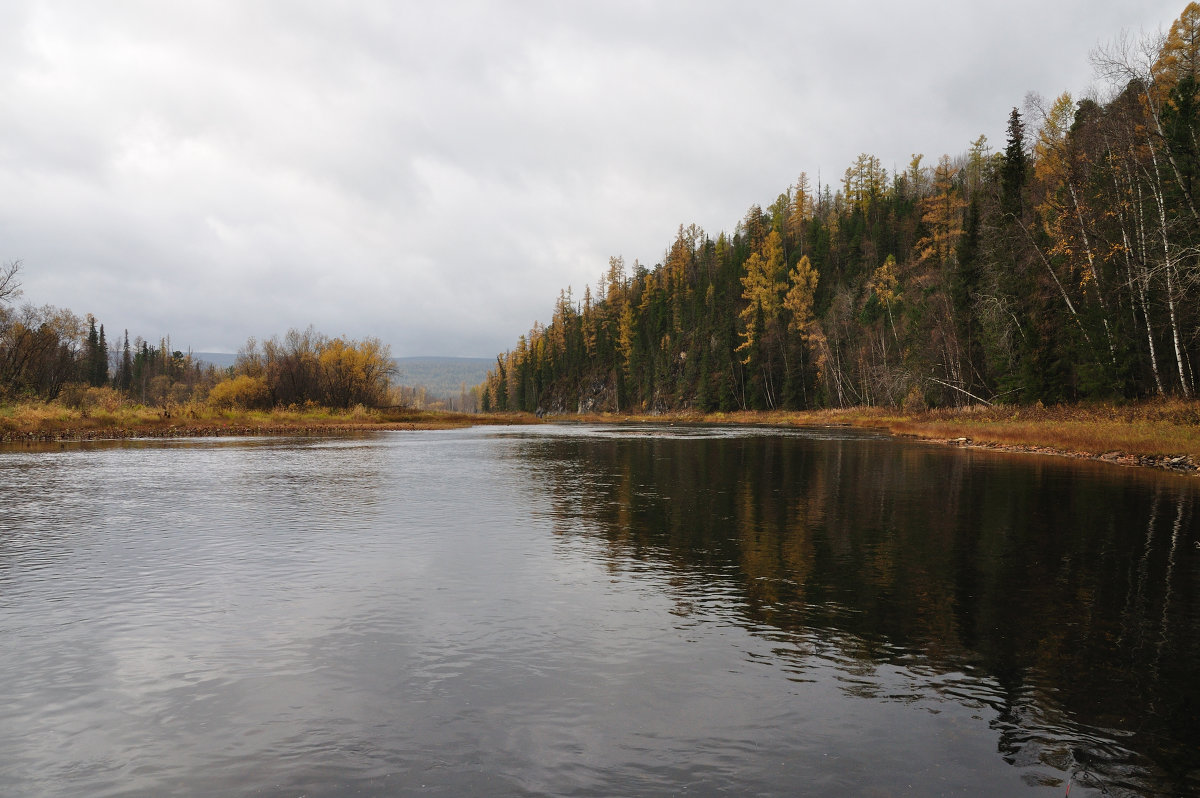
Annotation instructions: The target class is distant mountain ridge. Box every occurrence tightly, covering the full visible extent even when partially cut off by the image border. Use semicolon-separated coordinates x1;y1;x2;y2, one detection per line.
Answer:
392;356;492;398
192;352;237;369
192;353;491;399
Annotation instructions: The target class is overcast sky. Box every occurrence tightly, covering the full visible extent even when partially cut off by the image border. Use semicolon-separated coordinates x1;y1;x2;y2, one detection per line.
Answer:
0;1;1185;357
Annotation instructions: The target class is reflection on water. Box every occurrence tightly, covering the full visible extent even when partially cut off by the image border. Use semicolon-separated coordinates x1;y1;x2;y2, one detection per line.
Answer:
513;425;1200;796
0;426;1196;797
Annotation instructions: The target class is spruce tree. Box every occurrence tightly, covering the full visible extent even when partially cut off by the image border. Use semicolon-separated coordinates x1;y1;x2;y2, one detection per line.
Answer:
84;317;107;387
1001;107;1026;216
96;324;108;386
118;330;133;391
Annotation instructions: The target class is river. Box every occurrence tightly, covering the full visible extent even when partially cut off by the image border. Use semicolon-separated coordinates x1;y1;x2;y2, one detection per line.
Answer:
0;424;1196;797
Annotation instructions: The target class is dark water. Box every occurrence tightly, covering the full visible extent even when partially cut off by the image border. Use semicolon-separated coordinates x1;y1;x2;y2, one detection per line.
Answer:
0;425;1196;797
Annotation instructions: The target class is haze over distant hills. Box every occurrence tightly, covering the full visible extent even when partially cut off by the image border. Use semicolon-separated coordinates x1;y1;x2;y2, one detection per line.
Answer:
192;353;491;399
192;352;238;369
390;357;492;398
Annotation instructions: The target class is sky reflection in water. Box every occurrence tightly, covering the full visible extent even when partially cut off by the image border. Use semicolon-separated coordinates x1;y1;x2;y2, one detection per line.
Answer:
0;425;1196;797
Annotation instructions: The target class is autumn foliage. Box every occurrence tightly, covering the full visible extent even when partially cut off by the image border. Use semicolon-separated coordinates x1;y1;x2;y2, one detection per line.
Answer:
207;375;272;410
485;4;1200;412
230;328;395;409
1;262;395;410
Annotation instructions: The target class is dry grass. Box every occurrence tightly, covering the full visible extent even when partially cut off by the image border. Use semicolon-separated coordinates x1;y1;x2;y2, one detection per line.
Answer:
5;397;1196;473
560;400;1200;468
0;400;536;442
880;400;1200;459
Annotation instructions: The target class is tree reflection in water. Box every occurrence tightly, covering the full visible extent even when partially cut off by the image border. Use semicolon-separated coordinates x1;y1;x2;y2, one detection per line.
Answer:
515;426;1200;797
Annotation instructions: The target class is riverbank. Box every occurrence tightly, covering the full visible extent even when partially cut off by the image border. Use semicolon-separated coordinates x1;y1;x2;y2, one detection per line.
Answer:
0;402;537;444
3;399;1197;475
851;402;1199;474
572;401;1200;474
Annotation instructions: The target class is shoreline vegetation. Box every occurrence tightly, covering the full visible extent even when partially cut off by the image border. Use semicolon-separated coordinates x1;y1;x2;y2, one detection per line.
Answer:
0;403;531;443
587;401;1200;474
2;399;1196;475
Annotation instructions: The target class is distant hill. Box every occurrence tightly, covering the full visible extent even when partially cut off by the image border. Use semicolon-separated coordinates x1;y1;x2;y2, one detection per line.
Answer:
393;356;492;398
193;352;237;369
193;353;491;399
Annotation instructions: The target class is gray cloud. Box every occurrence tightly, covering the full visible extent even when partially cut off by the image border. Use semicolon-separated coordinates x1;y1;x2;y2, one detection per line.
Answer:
0;0;1184;355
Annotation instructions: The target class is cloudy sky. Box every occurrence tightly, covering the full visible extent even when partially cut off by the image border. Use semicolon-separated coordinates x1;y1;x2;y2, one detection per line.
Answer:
0;1;1185;357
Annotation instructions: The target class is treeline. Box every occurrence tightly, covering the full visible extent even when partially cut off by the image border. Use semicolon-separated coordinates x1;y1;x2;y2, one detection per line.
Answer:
216;328;395;409
0;275;220;406
484;5;1200;412
0;265;395;410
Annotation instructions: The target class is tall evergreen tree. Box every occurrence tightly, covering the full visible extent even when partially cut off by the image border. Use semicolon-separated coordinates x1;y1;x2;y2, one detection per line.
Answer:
117;330;133;391
97;324;108;386
1001;107;1027;216
84;317;108;387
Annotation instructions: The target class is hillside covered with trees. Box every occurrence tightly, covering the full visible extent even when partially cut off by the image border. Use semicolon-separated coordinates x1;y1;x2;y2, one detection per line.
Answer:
483;5;1200;414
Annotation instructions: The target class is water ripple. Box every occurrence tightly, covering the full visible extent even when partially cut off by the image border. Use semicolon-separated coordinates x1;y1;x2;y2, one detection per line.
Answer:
0;428;1194;797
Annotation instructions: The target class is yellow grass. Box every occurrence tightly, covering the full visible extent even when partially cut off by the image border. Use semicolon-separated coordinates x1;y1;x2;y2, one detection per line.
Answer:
4;397;1196;473
860;401;1200;460
564;400;1200;468
0;400;537;442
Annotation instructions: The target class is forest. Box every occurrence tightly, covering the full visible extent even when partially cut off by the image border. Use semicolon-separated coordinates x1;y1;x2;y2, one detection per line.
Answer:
0;258;397;413
5;6;1200;422
483;5;1200;414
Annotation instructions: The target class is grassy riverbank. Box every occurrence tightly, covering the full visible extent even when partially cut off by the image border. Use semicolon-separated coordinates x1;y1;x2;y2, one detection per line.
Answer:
570;400;1200;474
0;401;537;443
3;399;1196;474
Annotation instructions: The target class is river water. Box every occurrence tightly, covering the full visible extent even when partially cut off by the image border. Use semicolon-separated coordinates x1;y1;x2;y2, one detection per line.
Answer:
0;424;1197;797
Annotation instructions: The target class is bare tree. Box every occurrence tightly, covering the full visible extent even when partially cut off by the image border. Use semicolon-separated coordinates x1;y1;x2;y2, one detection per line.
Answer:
0;260;20;305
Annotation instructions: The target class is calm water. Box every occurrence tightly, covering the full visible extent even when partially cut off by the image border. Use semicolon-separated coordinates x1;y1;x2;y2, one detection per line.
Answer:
0;425;1197;797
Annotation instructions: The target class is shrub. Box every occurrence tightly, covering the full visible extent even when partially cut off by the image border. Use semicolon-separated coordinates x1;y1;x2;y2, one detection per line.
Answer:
84;386;126;413
207;375;271;410
57;382;89;409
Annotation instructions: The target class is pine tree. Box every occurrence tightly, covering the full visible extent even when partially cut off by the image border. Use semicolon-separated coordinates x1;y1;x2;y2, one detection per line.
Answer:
84;317;108;387
1001;107;1027;216
97;324;108;386
117;330;133;391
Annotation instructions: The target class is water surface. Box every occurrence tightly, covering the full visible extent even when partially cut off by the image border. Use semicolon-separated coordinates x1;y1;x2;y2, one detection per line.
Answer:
0;425;1196;796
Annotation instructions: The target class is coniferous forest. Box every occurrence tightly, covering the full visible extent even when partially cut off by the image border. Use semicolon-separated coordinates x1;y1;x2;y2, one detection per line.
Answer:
483;6;1200;414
